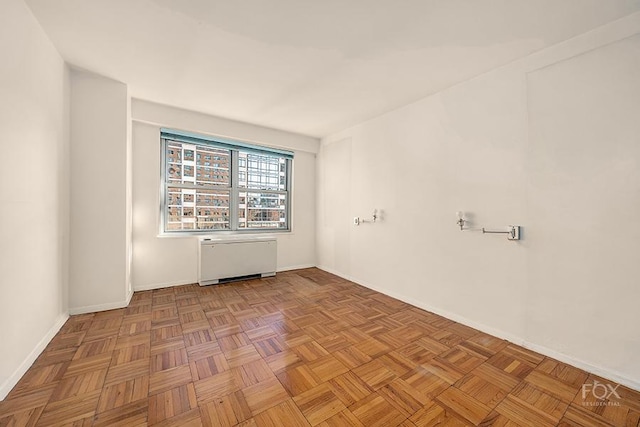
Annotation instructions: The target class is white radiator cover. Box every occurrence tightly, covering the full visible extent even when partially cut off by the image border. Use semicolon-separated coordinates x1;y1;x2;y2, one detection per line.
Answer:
198;238;277;286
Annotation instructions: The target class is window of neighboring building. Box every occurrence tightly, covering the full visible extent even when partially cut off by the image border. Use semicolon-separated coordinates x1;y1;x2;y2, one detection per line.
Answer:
161;128;292;234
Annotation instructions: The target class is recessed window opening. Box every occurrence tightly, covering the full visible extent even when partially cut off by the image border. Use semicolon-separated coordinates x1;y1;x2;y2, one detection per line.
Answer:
160;129;293;234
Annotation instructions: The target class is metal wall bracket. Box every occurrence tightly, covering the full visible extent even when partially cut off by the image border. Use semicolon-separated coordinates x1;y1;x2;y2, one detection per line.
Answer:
482;225;520;241
508;225;520;240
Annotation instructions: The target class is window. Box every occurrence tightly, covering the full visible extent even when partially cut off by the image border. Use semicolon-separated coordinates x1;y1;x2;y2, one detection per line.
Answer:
161;129;292;233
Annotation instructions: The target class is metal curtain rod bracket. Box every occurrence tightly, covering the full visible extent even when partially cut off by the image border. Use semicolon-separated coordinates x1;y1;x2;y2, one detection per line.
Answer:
354;209;378;226
482;226;520;241
456;212;521;241
481;229;510;234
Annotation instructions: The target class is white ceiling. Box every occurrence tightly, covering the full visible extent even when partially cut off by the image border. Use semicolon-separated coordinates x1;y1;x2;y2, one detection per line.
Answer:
25;0;640;137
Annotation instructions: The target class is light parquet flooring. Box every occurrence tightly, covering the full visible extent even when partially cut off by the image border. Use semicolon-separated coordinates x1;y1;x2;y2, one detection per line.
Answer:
1;268;639;426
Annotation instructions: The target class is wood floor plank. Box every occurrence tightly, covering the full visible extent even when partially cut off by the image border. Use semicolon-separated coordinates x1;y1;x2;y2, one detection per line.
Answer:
224;344;262;368
111;341;150;365
436;386;492;425
377;351;417;377
494;394;559;427
352;359;397;391
45;331;86;352
252;399;310;427
32;347;78;368
349;392;407;427
535;358;589;389
93;399;148;427
307;355;349;382
253;336;287;358
276;365;321;397
454;372;508;409
327;371;373;407
7;362;68;397
37;389;101;426
401;366;450;400
243;377;290;415
63;353;112;378
149;365;192;395
293;383;346;425
524;369;579;402
409;401;470;427
559;404;616;427
316;333;352;354
265;350;302;374
194;370;241;403
50;369;108;402
150;347;189;373
509;382;570;423
0;383;57;415
72;336;117;360
378;378;430;417
293;341;330;362
199;390;252;427
317;408;365;427
189;353;229;381
2;267;638;427
0;405;45;427
151;407;202;427
236;359;276;388
148;383;198;424
104;358;149;387
96;375;149;413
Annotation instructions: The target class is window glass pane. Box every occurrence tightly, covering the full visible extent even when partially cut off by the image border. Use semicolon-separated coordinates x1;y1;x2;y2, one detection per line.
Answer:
163;135;290;233
238;152;287;191
195;188;230;230
238;191;287;229
167;145;182;162
166;142;230;186
166;186;230;230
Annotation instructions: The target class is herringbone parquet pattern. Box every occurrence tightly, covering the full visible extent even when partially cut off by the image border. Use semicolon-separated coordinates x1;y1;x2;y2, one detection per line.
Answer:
1;268;638;426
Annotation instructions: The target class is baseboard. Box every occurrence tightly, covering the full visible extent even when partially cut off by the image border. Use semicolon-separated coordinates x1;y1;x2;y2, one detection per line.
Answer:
125;287;134;306
521;341;640;392
133;279;195;292
69;291;134;315
277;263;316;272
133;268;316;291
316;265;640;392
0;313;69;401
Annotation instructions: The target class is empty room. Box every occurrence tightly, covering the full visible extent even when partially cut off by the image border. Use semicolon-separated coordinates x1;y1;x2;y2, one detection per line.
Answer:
1;0;639;426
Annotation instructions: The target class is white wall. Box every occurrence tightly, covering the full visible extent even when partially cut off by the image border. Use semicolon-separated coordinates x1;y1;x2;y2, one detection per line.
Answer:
69;70;132;313
318;13;640;389
0;0;69;400
132;100;318;291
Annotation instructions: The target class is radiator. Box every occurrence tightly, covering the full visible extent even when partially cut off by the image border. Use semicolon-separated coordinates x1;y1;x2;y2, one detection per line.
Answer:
198;238;277;286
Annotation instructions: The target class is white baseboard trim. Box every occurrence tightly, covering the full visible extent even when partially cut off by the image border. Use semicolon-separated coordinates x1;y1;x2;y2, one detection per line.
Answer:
521;341;640;392
0;313;69;401
133;279;195;292
277;264;316;272
69;291;134;315
316;265;640;392
132;267;316;292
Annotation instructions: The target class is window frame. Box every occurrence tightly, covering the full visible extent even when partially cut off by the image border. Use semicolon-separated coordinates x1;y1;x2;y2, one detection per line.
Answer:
160;129;293;235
